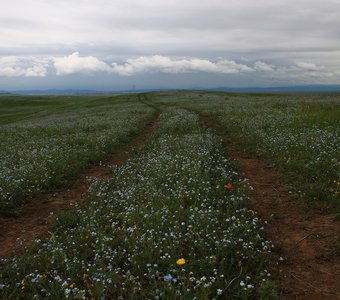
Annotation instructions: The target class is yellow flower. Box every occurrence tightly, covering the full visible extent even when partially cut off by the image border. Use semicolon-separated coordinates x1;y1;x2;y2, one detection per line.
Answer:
176;258;186;265
128;275;134;281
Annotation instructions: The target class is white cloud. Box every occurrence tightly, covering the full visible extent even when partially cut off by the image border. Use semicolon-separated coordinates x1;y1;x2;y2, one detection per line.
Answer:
0;56;47;77
2;52;339;87
0;53;255;77
53;52;111;75
254;61;274;72
215;59;254;74
111;55;253;76
295;62;324;71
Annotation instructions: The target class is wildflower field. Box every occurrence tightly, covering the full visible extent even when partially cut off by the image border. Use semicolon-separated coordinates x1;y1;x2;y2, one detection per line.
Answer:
150;91;340;210
0;91;339;299
0;94;154;216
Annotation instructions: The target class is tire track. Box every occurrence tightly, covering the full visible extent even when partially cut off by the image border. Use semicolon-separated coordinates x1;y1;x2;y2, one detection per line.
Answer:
199;113;340;300
0;109;159;258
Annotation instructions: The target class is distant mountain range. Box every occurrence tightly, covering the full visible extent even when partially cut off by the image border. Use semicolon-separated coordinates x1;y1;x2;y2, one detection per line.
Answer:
209;85;340;93
1;85;340;95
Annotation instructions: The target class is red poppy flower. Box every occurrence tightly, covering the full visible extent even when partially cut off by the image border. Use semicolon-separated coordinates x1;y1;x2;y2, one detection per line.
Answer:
226;183;232;189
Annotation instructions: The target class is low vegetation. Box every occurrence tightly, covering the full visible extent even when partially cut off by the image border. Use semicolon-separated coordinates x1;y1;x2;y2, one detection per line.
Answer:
1;91;338;299
0;109;276;299
150;91;340;210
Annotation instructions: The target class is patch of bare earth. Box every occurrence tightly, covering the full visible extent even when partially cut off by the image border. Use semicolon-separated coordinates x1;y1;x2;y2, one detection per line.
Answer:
0;114;159;258
200;115;340;300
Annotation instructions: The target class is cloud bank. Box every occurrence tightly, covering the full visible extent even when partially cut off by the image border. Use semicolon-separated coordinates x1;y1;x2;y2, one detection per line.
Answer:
1;53;339;87
111;55;253;76
52;53;255;76
0;56;47;77
53;52;112;75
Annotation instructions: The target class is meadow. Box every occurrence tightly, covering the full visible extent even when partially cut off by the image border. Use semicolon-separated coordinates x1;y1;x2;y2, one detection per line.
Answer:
149;91;340;210
0;94;155;216
0;91;339;299
0;108;277;299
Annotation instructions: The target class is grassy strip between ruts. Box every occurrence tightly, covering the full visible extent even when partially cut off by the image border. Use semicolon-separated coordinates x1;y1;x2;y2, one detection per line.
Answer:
0;108;277;299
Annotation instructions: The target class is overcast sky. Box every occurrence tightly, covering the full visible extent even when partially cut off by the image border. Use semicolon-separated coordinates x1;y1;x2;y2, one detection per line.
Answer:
1;0;340;90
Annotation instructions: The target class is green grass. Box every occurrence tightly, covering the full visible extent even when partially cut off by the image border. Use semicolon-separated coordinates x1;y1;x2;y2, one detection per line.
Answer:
0;94;143;125
0;95;81;125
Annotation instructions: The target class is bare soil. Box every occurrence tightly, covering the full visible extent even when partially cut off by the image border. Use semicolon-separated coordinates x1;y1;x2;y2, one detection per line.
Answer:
0;114;159;258
200;115;340;300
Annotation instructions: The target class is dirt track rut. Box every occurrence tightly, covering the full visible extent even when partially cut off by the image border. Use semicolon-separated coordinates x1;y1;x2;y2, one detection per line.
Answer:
0;112;159;258
200;114;340;300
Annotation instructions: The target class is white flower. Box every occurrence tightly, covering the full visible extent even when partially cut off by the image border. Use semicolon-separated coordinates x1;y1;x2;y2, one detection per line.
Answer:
240;280;245;287
164;274;173;282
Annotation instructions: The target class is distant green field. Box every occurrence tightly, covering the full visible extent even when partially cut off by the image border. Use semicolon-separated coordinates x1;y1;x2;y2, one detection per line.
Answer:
0;95;83;125
0;94;141;125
